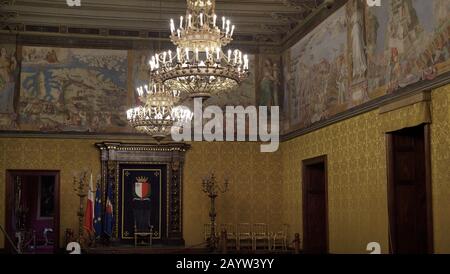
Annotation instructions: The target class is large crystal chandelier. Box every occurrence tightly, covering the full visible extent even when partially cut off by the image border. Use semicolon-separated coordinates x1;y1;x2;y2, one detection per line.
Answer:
126;83;191;141
149;0;250;98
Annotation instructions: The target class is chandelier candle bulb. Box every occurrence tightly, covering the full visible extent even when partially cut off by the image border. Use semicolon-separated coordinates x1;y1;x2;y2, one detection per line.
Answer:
222;16;225;30
213;14;217;27
170;19;175;33
177;47;181;62
185;48;190;61
180;16;184;29
163;52;167;64
216;47;220;62
168;50;172;63
188;14;192;27
195;48;199;62
200;13;203;26
230;25;235;37
177;29;181;38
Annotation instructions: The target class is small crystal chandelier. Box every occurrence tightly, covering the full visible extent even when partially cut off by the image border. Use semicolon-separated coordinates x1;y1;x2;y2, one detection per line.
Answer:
149;0;250;99
127;83;186;141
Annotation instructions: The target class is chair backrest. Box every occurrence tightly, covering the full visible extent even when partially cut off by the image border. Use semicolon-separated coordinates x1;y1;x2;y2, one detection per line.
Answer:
275;223;289;237
237;223;251;236
253;223;268;236
133;199;151;232
220;223;236;236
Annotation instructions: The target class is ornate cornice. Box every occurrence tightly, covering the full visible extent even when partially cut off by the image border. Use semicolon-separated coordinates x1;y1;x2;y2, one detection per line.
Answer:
95;142;191;153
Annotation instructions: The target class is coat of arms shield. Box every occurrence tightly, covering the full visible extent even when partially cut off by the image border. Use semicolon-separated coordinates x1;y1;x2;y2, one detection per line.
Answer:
134;176;151;199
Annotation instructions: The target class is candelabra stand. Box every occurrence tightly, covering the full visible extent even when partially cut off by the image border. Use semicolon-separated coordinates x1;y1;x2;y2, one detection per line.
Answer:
72;171;89;243
202;172;229;250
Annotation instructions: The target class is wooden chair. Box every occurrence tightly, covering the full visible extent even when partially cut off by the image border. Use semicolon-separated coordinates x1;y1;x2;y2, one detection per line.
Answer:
272;224;289;251
252;223;270;251
134;224;153;247
133;199;153;247
237;223;252;251
220;223;237;249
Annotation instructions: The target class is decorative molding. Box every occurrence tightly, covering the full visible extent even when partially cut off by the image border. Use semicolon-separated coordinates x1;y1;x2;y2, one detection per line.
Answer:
379;91;431;115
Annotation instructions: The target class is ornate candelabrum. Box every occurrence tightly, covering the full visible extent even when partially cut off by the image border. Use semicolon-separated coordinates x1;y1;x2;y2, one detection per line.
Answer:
202;172;228;250
72;171;89;243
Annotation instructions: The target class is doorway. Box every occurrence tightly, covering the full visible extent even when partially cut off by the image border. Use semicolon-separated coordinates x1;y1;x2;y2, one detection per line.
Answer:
302;155;328;254
5;170;60;254
387;125;433;254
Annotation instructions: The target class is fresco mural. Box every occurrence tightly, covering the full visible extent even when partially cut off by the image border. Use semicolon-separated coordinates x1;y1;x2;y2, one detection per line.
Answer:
0;43;19;129
18;46;130;133
283;0;450;133
366;0;450;96
283;4;348;130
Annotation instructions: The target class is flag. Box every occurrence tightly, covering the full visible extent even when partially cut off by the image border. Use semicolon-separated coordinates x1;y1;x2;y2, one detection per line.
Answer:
93;182;102;237
104;178;114;237
83;173;94;233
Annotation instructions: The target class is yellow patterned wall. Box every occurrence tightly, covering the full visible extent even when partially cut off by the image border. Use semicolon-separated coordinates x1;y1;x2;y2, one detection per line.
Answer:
0;139;282;248
281;109;389;253
430;85;450;254
183;142;282;246
281;84;450;254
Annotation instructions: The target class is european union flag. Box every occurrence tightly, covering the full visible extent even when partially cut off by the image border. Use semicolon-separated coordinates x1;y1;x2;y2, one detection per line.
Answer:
93;184;102;237
104;179;114;237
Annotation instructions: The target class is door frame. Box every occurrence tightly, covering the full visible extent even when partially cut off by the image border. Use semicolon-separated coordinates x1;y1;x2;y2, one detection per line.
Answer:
5;170;60;253
386;124;434;254
302;155;329;253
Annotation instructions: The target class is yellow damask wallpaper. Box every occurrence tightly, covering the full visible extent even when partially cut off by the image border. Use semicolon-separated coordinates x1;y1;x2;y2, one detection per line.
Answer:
430;85;450;254
183;142;282;246
0;139;282;248
281;109;389;253
281;84;450;254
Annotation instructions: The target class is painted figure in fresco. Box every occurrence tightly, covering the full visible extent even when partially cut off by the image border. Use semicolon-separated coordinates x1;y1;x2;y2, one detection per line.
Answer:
388;48;401;92
259;58;280;108
46;49;59;63
272;62;280;107
0;47;17;113
351;8;367;81
336;55;348;105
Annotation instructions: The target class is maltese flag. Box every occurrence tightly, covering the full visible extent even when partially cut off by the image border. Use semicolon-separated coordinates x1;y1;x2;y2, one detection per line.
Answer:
83;173;94;233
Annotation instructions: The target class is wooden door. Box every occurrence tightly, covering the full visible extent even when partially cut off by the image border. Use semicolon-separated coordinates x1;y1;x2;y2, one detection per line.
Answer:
302;156;328;253
387;125;433;254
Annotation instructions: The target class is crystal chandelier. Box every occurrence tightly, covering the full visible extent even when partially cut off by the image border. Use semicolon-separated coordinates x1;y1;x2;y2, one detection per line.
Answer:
126;83;191;141
149;0;250;99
